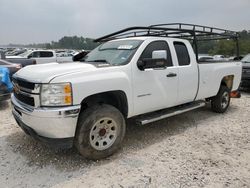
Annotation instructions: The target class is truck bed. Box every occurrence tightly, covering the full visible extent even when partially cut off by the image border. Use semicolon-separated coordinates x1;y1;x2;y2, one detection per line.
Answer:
196;61;242;100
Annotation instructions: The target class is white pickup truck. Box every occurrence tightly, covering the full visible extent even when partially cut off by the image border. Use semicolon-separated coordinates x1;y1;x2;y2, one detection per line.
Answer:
11;24;242;160
7;50;73;64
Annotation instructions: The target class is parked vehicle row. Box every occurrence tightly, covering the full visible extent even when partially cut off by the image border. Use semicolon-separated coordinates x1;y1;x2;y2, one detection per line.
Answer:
198;54;243;62
0;49;91;80
7;50;73;64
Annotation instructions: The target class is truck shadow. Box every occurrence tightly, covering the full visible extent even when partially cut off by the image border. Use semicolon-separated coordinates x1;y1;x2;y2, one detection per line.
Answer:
4;104;239;172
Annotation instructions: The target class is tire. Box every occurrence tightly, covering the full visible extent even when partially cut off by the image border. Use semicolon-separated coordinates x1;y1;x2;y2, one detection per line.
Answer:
211;85;231;113
75;104;126;160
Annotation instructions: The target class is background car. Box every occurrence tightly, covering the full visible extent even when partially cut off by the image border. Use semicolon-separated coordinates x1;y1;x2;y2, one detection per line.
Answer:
0;59;22;78
241;54;250;89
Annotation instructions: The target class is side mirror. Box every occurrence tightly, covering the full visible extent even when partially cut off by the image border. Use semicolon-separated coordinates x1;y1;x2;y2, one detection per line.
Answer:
137;50;167;71
27;55;32;59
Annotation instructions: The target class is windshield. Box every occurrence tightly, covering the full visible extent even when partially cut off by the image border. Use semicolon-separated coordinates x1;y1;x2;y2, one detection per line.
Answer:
82;40;143;66
242;54;250;63
19;50;32;57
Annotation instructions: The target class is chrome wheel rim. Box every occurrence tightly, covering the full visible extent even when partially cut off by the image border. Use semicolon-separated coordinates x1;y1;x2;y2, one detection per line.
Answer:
89;117;118;151
221;92;229;109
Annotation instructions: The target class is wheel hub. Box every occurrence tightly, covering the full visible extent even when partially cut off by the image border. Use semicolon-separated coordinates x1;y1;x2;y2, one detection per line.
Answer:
99;128;107;137
89;117;118;151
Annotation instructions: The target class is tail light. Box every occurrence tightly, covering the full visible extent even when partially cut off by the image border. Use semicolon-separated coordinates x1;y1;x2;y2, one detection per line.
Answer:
32;60;37;64
230;90;241;98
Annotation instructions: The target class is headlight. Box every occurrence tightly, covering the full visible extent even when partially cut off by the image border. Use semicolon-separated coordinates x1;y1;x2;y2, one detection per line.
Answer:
40;83;72;106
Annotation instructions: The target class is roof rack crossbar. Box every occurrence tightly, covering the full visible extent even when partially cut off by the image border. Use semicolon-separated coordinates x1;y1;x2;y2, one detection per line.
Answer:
149;23;235;33
94;23;238;43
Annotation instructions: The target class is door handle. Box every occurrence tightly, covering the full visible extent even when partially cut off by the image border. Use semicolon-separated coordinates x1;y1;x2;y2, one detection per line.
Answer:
166;73;177;77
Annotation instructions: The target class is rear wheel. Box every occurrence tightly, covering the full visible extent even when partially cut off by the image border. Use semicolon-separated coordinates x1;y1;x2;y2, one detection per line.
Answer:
211;85;230;113
75;104;126;160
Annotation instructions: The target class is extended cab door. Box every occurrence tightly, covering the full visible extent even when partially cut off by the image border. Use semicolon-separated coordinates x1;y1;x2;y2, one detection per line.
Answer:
132;40;179;116
172;41;199;104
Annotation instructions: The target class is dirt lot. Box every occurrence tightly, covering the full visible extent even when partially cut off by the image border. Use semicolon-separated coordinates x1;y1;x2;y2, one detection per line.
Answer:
0;92;250;188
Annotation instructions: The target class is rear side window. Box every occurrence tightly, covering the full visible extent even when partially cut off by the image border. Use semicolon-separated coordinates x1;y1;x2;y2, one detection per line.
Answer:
40;51;53;58
174;42;190;66
139;41;173;67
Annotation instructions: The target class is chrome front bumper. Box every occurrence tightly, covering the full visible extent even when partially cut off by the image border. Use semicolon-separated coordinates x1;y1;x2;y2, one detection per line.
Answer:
11;94;81;139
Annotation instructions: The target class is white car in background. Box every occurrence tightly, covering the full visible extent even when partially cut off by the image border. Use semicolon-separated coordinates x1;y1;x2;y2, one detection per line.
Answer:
198;55;214;61
7;50;73;64
213;55;229;61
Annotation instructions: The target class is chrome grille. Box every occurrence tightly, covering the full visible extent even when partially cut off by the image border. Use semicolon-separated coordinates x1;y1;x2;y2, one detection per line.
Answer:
12;78;35;90
12;78;40;107
14;92;35;106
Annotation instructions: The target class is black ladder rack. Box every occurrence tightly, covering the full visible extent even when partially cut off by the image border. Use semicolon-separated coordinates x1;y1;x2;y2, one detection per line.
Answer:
94;23;240;60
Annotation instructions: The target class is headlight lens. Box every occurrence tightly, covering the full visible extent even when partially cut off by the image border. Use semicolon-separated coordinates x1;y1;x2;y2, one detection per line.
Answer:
40;83;72;106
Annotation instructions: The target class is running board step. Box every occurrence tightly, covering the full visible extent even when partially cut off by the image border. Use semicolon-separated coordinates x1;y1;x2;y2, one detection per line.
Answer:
136;101;206;125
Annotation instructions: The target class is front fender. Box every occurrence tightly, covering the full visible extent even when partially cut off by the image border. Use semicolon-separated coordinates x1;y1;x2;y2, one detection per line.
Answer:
51;68;133;117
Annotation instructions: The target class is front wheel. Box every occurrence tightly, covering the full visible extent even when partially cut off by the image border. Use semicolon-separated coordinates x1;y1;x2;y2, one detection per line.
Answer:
211;85;231;113
75;104;126;160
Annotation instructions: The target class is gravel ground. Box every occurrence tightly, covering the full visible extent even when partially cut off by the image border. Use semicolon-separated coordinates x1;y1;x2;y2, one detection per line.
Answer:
0;92;250;188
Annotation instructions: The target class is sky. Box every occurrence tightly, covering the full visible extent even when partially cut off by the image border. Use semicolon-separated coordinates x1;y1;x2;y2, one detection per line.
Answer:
0;0;250;44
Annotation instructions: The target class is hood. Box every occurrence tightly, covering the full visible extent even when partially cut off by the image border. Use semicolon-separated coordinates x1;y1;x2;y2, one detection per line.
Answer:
14;62;96;83
6;56;24;59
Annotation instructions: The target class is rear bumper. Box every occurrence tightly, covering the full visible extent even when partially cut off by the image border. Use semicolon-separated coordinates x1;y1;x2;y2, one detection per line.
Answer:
11;94;81;148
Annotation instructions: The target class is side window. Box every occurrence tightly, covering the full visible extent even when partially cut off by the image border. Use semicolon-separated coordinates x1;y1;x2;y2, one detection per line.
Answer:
40;51;53;58
31;52;39;58
139;41;173;67
174;42;190;66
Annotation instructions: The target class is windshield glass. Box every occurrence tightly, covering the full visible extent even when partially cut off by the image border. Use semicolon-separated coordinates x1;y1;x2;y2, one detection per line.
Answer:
19;50;32;57
242;54;250;63
82;40;143;65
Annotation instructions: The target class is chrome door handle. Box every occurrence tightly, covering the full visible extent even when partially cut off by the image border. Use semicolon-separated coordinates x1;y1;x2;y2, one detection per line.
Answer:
166;73;177;77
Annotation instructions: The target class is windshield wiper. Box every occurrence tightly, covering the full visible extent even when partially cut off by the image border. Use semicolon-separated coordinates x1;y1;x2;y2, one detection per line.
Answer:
90;59;109;63
86;59;111;64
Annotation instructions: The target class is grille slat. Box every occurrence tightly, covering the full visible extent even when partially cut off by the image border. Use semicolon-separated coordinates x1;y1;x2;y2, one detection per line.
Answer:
14;92;35;106
13;78;37;107
13;78;35;90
